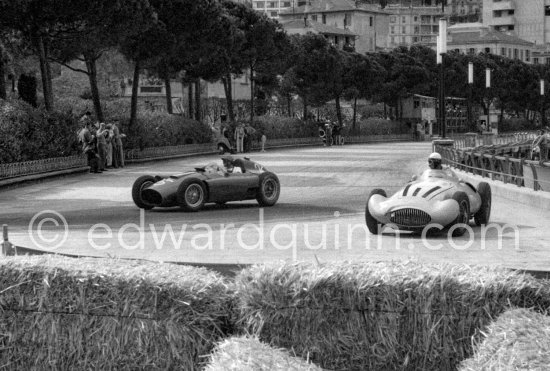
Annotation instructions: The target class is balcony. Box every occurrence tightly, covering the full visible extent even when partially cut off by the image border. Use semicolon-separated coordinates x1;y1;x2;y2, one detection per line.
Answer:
492;0;515;12
491;15;515;27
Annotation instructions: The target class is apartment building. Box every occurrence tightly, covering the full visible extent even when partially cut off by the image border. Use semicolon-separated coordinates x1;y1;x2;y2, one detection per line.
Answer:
278;0;390;53
252;0;302;19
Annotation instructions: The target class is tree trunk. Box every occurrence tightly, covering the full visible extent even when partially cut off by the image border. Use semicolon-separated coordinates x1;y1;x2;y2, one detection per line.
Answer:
188;83;194;119
335;95;343;126
352;97;358;133
130;60;140;127
222;74;235;122
195;78;201;122
0;54;6;100
44;42;53;108
287;94;292;117
302;95;308;121
164;75;173;114
249;68;254;125
84;52;103;122
36;34;54;111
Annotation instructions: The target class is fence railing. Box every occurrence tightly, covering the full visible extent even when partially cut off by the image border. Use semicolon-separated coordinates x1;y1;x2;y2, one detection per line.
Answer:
1;134;414;181
451;132;538;149
0;156;87;180
436;144;550;192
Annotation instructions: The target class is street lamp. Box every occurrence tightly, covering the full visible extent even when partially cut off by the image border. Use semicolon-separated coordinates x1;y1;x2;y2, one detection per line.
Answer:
541;79;545;127
437;18;447;138
468;62;473;132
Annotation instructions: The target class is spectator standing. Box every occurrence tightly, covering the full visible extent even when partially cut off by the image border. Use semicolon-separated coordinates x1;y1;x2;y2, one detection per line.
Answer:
78;121;100;173
333;124;342;146
325;122;333;146
261;133;267;152
96;122;108;171
244;124;256;152
105;123;114;168
79;111;92;126
533;127;550;161
235;124;245;153
112;121;125;168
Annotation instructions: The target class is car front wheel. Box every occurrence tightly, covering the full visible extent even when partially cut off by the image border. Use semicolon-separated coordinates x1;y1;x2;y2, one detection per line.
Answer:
365;189;386;234
132;175;156;210
177;180;206;212
450;191;470;237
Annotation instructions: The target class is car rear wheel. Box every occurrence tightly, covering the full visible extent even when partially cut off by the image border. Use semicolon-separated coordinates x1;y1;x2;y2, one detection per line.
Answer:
218;143;229;155
365;189;386;235
256;173;280;206
474;182;491;226
177;180;206;212
132;175;156;210
450;191;470;237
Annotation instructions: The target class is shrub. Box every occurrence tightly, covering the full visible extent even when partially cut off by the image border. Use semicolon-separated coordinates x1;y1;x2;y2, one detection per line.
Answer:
248;116;318;140
499;117;537;133
17;73;38;107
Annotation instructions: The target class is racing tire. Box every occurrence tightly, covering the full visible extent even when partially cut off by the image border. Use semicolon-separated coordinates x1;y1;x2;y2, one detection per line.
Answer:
218;143;229;155
177;179;207;212
256;172;280;207
365;189;387;235
132;175;156;210
450;191;470;237
474;182;491;226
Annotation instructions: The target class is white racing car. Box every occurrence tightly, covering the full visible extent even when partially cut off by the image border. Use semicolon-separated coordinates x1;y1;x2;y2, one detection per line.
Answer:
365;167;491;236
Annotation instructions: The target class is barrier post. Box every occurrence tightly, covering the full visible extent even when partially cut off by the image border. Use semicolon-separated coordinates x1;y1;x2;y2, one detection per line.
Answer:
2;224;15;256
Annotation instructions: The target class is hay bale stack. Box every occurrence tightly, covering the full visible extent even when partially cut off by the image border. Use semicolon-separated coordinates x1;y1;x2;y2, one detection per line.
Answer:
206;335;324;371
234;260;550;371
0;255;235;370
459;308;550;371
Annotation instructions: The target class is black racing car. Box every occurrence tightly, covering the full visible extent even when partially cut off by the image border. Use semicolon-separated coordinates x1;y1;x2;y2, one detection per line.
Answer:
131;156;280;211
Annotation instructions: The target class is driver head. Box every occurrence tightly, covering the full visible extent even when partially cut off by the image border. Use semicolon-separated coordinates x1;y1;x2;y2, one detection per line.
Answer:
428;152;442;169
221;155;234;172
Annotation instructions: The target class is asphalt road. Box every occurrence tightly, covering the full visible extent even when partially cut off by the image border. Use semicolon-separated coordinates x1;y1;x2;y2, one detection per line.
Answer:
2;142;549;271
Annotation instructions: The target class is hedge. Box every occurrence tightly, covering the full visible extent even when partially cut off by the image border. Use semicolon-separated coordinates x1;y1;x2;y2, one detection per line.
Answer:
0;255;235;370
233;261;550;371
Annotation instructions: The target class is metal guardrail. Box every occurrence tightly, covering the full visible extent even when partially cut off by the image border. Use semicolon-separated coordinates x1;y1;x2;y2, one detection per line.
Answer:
436;145;550;192
0;156;86;180
1;135;414;181
451;132;538;149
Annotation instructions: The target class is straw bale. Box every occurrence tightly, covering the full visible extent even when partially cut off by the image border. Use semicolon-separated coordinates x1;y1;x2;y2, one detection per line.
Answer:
0;255;236;370
459;308;550;371
205;335;324;371
234;260;550;371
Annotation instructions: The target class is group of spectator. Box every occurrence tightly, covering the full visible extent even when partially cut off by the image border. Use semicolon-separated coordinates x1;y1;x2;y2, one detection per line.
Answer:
320;120;343;146
234;123;258;153
532;127;550;162
78;112;125;173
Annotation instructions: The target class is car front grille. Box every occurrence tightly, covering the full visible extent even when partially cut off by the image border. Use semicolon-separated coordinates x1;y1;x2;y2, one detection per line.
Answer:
389;208;431;227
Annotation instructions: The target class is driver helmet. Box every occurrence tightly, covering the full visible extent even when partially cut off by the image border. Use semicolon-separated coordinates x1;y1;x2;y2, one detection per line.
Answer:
221;155;234;173
428;152;442;169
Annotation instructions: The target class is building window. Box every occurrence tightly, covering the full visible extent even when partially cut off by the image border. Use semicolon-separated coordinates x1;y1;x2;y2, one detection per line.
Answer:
322;14;326;24
267;2;276;8
469;48;475;54
255;1;265;8
402;26;406;34
390;26;395;34
414;26;419;34
391;36;395;44
485;47;490;53
334;36;339;45
282;1;291;6
514;49;518;59
526;50;530;62
520;49;524;60
413;36;419;43
402;16;406;23
311;14;317;21
345;13;352;27
501;48;506;56
545;6;550;16
390;16;396;23
414;16;418;22
370;16;373;27
534;58;539;64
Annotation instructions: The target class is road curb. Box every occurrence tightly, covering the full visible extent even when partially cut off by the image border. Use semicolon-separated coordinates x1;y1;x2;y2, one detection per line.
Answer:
454;169;550;210
0;167;90;190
